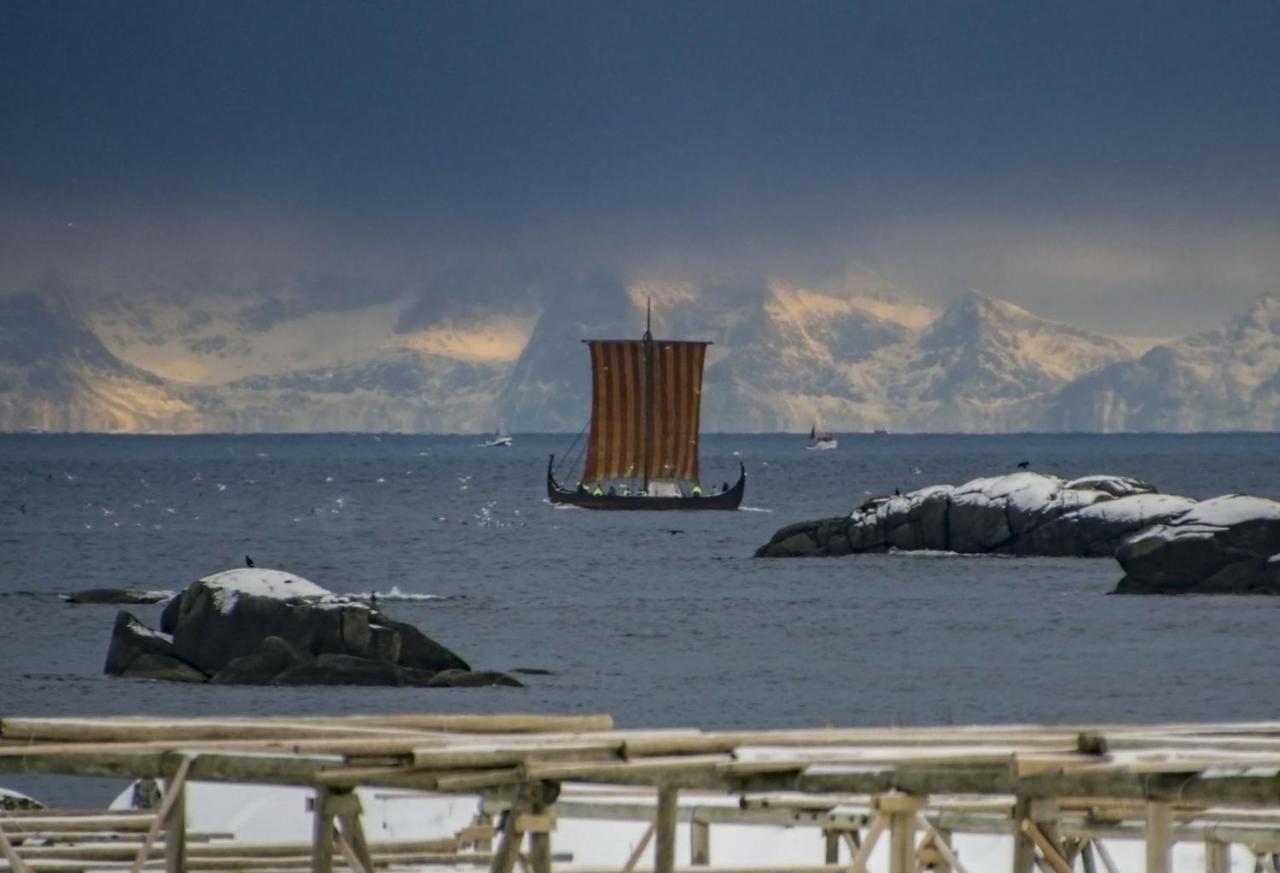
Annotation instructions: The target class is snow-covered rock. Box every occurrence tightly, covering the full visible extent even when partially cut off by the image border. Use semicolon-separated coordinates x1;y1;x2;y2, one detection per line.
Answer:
103;568;511;686
1;786;43;811
754;472;1178;558
1113;495;1280;594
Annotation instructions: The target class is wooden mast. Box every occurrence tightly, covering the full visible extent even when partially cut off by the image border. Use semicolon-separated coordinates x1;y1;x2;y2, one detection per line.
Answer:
642;298;653;493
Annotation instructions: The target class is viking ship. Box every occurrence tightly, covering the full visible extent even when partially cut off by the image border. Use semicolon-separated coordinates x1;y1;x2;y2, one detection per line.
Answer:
547;304;745;510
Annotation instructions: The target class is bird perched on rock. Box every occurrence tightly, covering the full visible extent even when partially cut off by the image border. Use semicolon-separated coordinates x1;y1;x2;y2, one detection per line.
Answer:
245;554;255;568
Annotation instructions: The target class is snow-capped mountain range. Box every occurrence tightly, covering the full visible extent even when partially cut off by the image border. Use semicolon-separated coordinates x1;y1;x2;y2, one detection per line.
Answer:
2;282;1277;433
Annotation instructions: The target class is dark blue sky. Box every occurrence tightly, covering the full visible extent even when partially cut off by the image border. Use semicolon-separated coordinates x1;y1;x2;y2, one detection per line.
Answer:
3;0;1279;333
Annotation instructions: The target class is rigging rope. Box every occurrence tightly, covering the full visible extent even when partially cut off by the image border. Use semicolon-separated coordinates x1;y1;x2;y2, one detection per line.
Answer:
554;419;590;483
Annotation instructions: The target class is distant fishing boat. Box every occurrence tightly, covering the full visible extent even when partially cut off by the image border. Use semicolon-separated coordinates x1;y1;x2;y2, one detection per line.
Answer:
547;302;745;510
806;424;838;451
481;430;513;447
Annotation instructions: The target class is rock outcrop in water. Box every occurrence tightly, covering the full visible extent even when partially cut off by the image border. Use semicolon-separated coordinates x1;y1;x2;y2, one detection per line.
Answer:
1112;495;1280;594
755;472;1194;558
63;588;171;605
104;568;520;687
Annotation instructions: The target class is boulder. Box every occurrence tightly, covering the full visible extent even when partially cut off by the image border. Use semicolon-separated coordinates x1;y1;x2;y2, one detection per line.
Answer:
109;568;476;686
273;654;422;687
209;636;310;685
382;618;470;673
63;588;171;605
0;787;43;811
756;472;1184;559
104;610;203;678
169;569;369;673
119;653;209;683
1113;496;1280;594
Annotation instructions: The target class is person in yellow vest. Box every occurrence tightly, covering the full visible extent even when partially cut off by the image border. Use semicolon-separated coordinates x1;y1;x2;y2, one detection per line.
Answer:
591;484;604;497
690;484;703;497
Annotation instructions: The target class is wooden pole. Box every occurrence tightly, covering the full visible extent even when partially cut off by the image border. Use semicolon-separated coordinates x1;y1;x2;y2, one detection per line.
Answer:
655;788;678;873
526;801;554;873
691;819;709;865
876;794;924;873
310;788;335;873
1205;840;1231;873
0;824;33;873
131;754;193;873
489;803;525;873
917;815;968;873
162;771;186;873
1081;841;1098;873
848;814;888;873
335;810;374;873
1093;839;1122;873
1012;796;1035;873
1147;801;1172;873
822;830;839;864
622;823;656;873
1020;820;1073;873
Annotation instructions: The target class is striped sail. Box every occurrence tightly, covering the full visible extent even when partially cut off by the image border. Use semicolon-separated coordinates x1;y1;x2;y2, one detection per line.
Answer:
582;339;707;485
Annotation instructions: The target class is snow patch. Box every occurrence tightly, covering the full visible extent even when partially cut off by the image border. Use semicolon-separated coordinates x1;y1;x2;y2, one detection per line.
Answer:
199;568;332;615
1174;495;1280;528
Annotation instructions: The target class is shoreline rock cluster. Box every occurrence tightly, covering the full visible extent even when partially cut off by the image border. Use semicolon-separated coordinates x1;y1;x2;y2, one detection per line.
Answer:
755;472;1280;595
756;473;1189;559
104;568;521;687
1114;495;1280;594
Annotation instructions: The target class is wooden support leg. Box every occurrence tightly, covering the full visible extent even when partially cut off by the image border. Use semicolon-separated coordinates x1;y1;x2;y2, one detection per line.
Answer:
0;824;33;873
690;818;709;865
876;793;926;873
1012;796;1036;873
1093;839;1122;873
848;814;889;873
474;811;496;852
623;823;656;873
524;802;555;873
336;807;375;873
932;824;955;873
823;829;840;864
490;803;527;873
1147;801;1172;873
917;816;969;873
133;755;193;873
163;774;187;873
311;788;336;873
655;787;678;873
1020;820;1073;873
1081;841;1098;873
1205;840;1230;873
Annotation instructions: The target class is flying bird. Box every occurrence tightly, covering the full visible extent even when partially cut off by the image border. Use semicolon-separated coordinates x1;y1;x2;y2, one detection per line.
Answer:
245;554;255;568
662;529;685;535
1016;461;1030;469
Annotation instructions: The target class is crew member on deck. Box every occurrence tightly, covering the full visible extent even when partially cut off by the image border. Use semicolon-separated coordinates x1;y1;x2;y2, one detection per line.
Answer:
591;484;604;497
690;484;703;497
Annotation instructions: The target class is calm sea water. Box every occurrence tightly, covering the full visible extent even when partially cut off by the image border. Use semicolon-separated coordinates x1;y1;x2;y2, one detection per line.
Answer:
2;432;1280;806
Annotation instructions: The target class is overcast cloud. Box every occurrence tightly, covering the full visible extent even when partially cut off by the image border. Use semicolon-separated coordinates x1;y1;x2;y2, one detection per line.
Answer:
2;0;1278;335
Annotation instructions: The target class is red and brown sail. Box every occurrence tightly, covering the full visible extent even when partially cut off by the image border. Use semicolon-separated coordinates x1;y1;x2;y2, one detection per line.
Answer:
581;339;707;486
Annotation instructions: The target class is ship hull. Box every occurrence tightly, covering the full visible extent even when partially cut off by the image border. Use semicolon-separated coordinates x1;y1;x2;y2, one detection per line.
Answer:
547;456;745;511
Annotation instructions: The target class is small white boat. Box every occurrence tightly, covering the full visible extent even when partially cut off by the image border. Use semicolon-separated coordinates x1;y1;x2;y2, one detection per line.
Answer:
481;432;513;447
806;425;838;451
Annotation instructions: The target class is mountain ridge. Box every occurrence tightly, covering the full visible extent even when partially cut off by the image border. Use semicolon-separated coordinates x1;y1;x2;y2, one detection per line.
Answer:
1;285;1275;433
